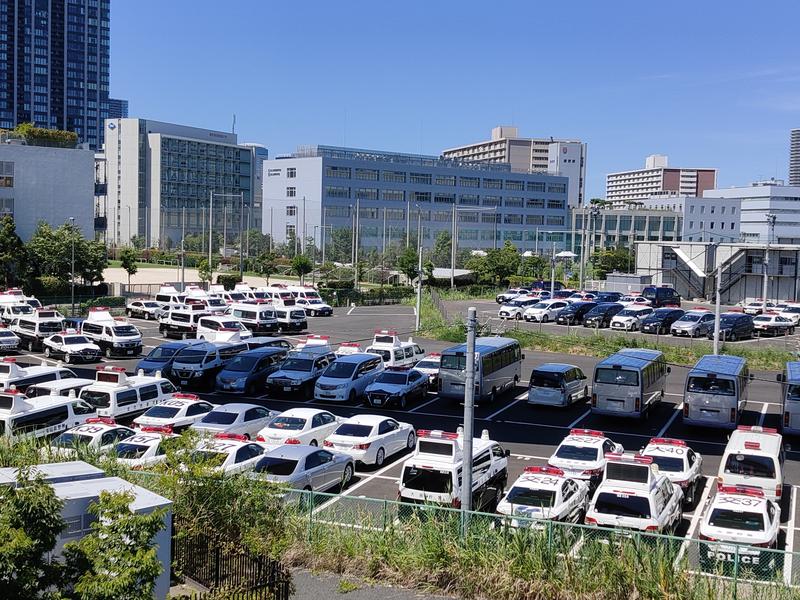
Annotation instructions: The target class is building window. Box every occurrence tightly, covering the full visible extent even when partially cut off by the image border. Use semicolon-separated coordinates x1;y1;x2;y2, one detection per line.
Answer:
721;206;726;214
384;208;405;220
435;175;456;186
324;206;351;218
325;166;351;179
731;207;736;214
286;205;297;217
267;168;281;177
690;205;695;213
458;229;479;241
434;193;455;204
505;180;525;191
482;213;500;224
286;224;296;238
286;167;296;178
459;176;479;188
700;206;705;214
504;214;523;225
286;187;296;197
432;211;451;222
483;178;503;189
410;173;432;185
731;222;735;229
526;215;544;225
503;230;523;241
710;222;715;230
482;195;502;207
359;207;379;220
526;198;544;209
355;168;379;181
458;212;479;223
381;189;405;202
546;216;565;226
382;171;406;183
689;221;694;229
356;188;379;200
710;205;715;214
325;186;350;199
413;191;431;203
459;194;479;206
0;161;13;188
546;199;565;210
527;182;546;192
547;183;566;194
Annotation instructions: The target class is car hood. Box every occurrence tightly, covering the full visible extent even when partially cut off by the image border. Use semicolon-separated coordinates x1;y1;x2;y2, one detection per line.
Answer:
365;383;405;394
136;359;171;370
269;369;310;380
217;369;251;379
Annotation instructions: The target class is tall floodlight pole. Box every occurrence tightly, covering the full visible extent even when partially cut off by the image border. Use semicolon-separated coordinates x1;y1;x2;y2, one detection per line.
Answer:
460;307;477;530
415;207;423;332
208;190;214;285
762;214;777;311
578;209;586;289
713;258;721;354
181;207;186;291
69;217;75;317
239;191;245;280
450;203;457;289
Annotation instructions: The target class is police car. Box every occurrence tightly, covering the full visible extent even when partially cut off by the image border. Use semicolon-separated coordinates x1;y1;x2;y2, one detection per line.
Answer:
190;403;278;439
0;325;20;353
110;426;178;469
132;393;217;431
496;466;590;528
585;453;684;535
547;429;624;488
699;485;781;574
49;417;136;456
42;330;102;364
640;437;704;507
188;433;267;475
413;353;441;389
364;367;429;409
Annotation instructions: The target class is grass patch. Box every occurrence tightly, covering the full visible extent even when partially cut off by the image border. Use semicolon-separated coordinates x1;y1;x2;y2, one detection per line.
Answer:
337;579;360;594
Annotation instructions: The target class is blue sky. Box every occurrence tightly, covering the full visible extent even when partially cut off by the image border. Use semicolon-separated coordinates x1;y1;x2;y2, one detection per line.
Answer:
112;0;800;198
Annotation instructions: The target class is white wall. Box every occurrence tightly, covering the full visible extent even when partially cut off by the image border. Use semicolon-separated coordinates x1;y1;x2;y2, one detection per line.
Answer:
262;157;323;245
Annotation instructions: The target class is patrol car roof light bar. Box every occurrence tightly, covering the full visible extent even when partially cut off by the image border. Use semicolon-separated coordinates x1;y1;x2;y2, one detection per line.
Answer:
524;466;565;476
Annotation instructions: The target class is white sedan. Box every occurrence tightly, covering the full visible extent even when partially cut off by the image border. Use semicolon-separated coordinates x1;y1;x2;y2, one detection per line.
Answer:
610;307;654;331
523;300;568;323
188;433;267;475
618;295;652;307
49;418;136;457
191;403;279;439
110;426;177;469
324;414;416;467
255;408;342;449
133;394;217;431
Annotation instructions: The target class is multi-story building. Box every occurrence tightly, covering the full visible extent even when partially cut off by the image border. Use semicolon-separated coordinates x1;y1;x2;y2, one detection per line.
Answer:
790;129;800;186
102;118;256;248
241;143;267;232
262;145;570;255
0;0;111;150
441;126;586;208
0;139;94;240
639;195;742;243
107;98;129;119
606;155;717;209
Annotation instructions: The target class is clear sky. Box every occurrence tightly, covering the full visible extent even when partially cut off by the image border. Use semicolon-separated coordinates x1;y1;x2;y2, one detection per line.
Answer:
112;0;800;198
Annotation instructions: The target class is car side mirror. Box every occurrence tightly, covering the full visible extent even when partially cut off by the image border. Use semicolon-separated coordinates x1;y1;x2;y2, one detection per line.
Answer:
504;449;511;457
778;374;784;382
666;367;671;374
521;354;526;360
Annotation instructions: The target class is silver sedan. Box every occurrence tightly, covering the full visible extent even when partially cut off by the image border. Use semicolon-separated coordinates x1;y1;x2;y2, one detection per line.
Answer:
249;444;354;493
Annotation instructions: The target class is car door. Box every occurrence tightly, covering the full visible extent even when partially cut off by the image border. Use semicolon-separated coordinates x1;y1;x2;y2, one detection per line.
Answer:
378;418;403;454
48;335;63;357
318;411;338;440
303;450;327;490
700;313;714;333
184;402;210;426
407;370;424;399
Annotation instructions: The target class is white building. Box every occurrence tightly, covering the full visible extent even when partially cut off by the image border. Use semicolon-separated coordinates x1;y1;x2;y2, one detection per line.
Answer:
606;155;717;209
639;195;742;243
102;118;257;248
0;141;94;240
441;126;587;208
790;129;800;186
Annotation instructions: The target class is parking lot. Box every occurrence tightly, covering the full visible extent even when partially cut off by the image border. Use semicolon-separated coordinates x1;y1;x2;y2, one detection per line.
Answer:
11;303;800;580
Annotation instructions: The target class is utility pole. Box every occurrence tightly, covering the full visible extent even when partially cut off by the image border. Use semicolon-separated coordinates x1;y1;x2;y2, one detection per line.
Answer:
354;198;360;290
415;209;423;332
208;190;214;285
69;217;75;317
762;214;777;311
450;203;456;289
713;258;721;354
578;209;586;289
550;242;556;299
239;191;245;280
180;207;186;291
222;201;228;263
460;307;477;526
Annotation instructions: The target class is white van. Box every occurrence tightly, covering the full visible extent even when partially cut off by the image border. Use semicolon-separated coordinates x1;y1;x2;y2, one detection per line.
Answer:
717;426;784;501
184;285;228;314
158;305;211;339
208;284;250;305
153;285;188;313
228;302;278;334
255;285;296;307
80;308;142;358
398;428;509;511
273;306;307;332
233;284;258;300
26;377;95;399
196;315;253;342
78;366;179;421
0;302;34;324
365;330;425;367
0;358;76;393
9;308;65;351
0;389;97;441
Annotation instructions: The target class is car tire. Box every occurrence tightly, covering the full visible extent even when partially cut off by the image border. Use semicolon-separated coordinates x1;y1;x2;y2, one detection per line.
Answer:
491;485;504;511
686;480;697;507
342;463;354;488
348;390;356;404
181;332;189;340
375;447;385;467
399;394;407;410
542;315;549;323
105;347;113;358
44;347;51;358
791;327;796;335
515;313;521;321
27;339;35;352
406;431;416;450
126;309;132;317
63;353;71;364
583;386;589;401
144;312;150;321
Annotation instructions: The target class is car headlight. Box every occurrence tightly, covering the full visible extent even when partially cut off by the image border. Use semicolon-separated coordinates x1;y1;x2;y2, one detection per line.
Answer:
290;379;302;386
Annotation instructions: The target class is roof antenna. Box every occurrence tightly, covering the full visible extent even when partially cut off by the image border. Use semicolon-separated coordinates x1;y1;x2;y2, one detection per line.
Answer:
232;113;236;134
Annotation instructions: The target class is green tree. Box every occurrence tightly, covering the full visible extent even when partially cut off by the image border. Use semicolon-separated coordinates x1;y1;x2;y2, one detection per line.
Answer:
197;258;212;283
81;240;108;285
590;247;635;279
64;491;166;600
119;247;138;285
318;261;335;283
291;254;313;284
430;230;452;268
484;240;521;285
520;254;548;280
0;215;27;286
396;247;419;284
465;253;491;284
423;260;435;285
329;227;353;264
0;468;66;599
257;251;278;284
26;222;62;279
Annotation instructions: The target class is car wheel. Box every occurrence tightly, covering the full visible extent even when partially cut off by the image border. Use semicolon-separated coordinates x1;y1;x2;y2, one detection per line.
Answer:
491;485;504;511
406;431;416;450
63;353;71;364
144;312;150;321
542;314;549;323
105;347;113;358
348;390;356;404
27;339;35;352
375;447;385;467
44;347;51;358
515;313;521;321
181;332;188;340
399;394;407;409
126;309;132;317
342;463;354;488
685;480;696;507
729;332;737;342
583;386;589;401
791;327;796;335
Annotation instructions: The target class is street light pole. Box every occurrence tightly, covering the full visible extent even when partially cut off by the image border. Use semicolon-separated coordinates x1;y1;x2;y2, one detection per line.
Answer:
69;217;75;317
460;306;477;525
208;190;214;285
415;208;423;332
762;214;776;311
450;203;457;289
239;191;245;280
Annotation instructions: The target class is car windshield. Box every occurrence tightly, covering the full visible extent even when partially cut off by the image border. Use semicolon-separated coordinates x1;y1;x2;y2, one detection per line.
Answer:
224;355;259;372
334;423;373;437
268;416;306;431
724;454;776;478
228;293;246;301
594;493;651;519
290;311;306;319
308;299;324;305
52;432;92;448
143;302;160;308
415;360;438;370
652;309;677;318
720;315;742;325
595;368;639;386
505;486;556;508
753;316;771;323
708;508;765;532
375;372;408;385
174;349;207;364
784;307;800;314
39;321;62;333
532;302;551;310
281;358;314;372
111;443;151;459
555;444;598;461
144;346;179;361
142;406;180;419
207;299;226;307
642;289;656;300
253;457;298;475
787;384;800;402
323;362;357;378
687;376;735;395
367;349;390;361
200;411;238;425
440;354;466;370
618;309;641;317
113;325;139;336
0;331;16;337
11;305;32;314
647;455;684;472
64;336;90;345
530;371;562;389
402;466;452;493
189;450;226;466
79;390;111;408
679;314;702;323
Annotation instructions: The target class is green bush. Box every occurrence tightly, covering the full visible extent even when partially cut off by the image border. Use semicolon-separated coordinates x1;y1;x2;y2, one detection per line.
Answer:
216;274;242;290
82;296;126;309
32;275;68;296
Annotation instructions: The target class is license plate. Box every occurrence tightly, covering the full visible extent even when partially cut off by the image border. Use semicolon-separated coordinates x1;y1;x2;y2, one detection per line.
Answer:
181;380;188;385
223;384;230;390
283;386;292;392
126;350;134;355
373;398;382;406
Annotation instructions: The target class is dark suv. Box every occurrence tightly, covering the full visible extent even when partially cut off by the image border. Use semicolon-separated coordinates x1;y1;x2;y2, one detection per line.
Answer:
595;292;623;303
555;301;597;325
707;312;755;342
582;303;624;328
641;286;681;308
639;308;685;335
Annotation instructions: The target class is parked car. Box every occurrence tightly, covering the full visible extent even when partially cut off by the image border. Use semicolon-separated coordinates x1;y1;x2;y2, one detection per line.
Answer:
215;346;288;394
744;301;776;316
752;313;795;336
364;367;428;409
609;306;654;332
249;445;354;493
126;300;163;320
135;340;201;377
324;415;416;467
555;302;597;325
639;308;685;335
708;312;755;342
255;408;342;449
670;309;715;337
582;303;624;328
191;403;278;439
641;286;681;308
595;292;623;303
523;300;568;323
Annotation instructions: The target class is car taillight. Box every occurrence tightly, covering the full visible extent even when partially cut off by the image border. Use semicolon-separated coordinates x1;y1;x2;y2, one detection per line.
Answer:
644;525;659;532
585;516;598;525
284;438;301;445
730;408;736;423
683;404;689;418
353;442;371;450
776;484;783;498
674;480;690;489
699;534;716;542
591;393;597;407
582;467;601;477
255;435;265;442
323;440;333;447
634;397;641;412
451;497;461;508
785;412;791;427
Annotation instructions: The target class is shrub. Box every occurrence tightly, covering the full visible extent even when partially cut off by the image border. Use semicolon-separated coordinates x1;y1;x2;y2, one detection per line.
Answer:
83;296;126;309
32;275;68;296
216;273;242;290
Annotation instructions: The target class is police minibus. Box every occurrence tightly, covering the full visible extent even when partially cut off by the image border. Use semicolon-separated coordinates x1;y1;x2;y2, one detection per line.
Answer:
683;355;750;429
778;361;800;435
0;389;97;441
591;349;668;419
439;337;522;404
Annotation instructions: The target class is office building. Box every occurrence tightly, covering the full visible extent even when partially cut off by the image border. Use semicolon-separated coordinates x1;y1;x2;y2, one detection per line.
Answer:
108;98;129;119
241;143;267;232
262;145;570;254
606;155;717;209
790;129;800;186
441;126;587;208
0;139;94;240
102;118;255;247
639;195;742;243
0;0;111;149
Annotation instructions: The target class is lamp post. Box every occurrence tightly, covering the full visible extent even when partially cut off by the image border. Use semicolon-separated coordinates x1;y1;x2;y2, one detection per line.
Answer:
69;217;75;317
450;204;497;289
762;213;777;311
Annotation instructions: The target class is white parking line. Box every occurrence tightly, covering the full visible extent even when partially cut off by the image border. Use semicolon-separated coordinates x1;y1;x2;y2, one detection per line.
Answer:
656;403;683;438
567;409;591;429
510;453;550;461
347;306;356;315
486;399;524;421
313;454;406;515
674;476;715;567
408;396;442;413
354;474;400;482
785;487;797;585
758;401;769;427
